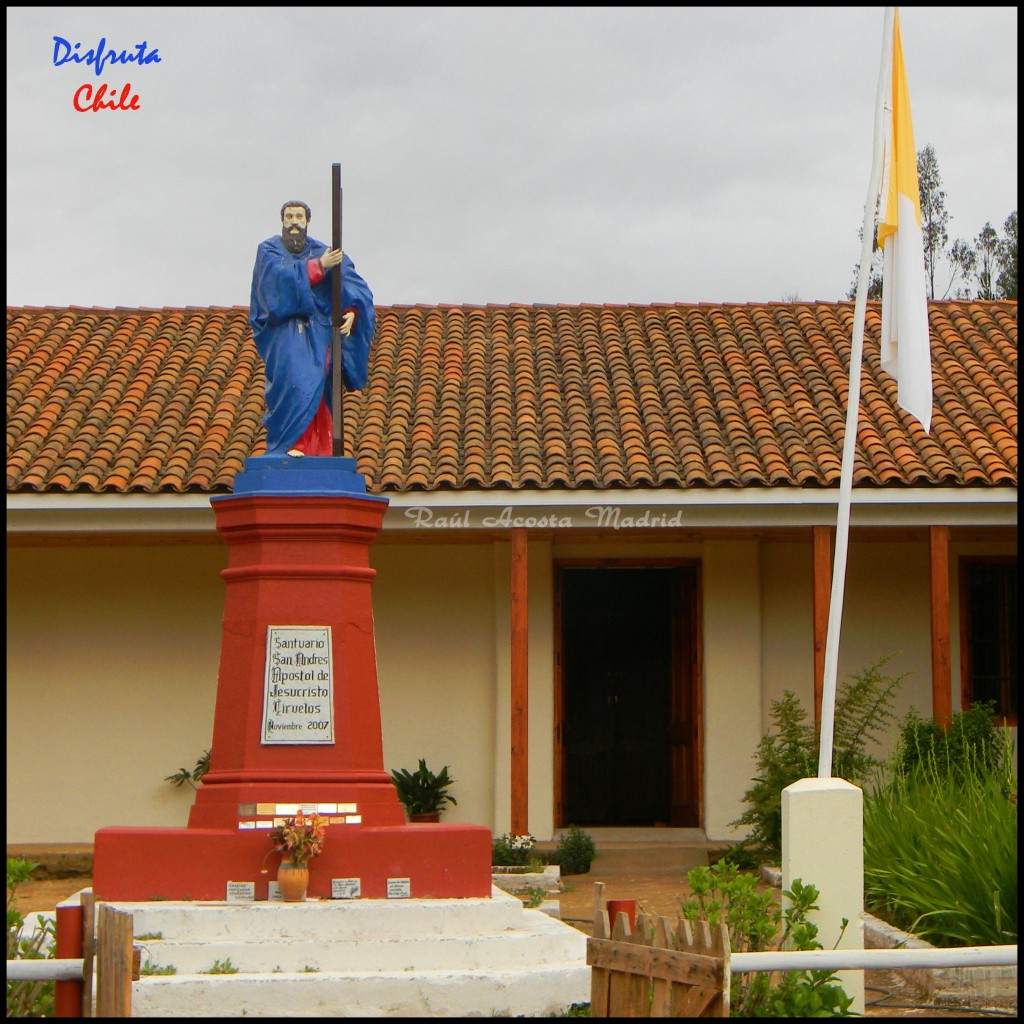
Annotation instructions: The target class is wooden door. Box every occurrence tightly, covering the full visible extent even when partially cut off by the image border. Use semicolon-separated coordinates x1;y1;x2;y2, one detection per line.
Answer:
557;565;698;827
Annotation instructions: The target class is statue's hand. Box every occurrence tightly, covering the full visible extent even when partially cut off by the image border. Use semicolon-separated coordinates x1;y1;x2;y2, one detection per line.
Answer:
340;311;355;336
319;248;344;270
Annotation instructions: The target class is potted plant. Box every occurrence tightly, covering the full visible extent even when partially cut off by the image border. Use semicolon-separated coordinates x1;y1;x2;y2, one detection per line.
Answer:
389;759;457;822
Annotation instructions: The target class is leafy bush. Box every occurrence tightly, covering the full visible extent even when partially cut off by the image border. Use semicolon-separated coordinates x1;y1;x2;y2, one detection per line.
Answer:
491;833;539;867
891;700;1005;783
7;858;56;1018
864;719;1017;947
679;861;853;1017
731;657;902;862
556;826;596;875
711;841;763;872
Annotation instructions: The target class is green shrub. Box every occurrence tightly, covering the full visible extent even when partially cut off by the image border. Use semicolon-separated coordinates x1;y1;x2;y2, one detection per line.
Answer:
556;826;596;875
711;841;763;872
731;657;902;862
891;701;1005;784
865;725;1017;947
7;858;56;1018
491;833;538;867
679;861;853;1016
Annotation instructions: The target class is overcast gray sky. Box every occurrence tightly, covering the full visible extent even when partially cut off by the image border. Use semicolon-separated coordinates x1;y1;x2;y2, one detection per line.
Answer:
5;6;1018;310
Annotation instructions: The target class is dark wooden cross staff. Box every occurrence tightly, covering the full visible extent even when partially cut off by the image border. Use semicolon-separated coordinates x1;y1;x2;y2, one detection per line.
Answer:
331;162;345;457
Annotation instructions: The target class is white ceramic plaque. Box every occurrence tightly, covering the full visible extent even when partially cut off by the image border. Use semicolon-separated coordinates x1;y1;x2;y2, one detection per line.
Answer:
386;878;411;899
331;878;361;899
261;626;334;744
226;881;255;903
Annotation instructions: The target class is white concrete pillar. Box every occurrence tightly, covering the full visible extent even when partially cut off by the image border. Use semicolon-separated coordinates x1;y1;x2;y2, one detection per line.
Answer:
782;777;864;1015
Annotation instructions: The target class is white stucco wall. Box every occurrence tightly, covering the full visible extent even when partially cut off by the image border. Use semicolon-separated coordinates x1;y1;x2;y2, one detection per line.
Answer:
760;541;815;723
759;539;935;764
701;540;764;840
371;540;497;829
6;540;224;843
761;537;1019;766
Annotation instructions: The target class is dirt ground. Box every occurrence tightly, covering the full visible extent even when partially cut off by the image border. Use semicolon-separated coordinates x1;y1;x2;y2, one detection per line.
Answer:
11;871;1012;1018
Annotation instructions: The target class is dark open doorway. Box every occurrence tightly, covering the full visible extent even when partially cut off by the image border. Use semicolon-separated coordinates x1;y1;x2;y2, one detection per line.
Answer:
556;564;699;827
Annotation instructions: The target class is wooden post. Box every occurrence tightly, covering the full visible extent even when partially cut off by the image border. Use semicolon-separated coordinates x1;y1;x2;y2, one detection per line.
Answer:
95;905;135;1018
811;526;832;723
929;525;952;727
331;162;345;457
81;891;96;1016
510;527;529;835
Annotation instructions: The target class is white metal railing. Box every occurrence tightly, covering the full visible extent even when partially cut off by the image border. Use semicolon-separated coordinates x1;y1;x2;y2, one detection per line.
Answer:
12;934;1017;983
729;944;1017;973
6;958;86;981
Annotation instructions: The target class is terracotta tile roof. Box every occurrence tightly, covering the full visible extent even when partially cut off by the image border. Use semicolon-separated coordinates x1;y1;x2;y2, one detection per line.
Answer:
6;301;1017;494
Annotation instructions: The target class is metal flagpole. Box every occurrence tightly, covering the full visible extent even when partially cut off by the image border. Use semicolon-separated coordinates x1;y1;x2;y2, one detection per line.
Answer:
817;7;896;778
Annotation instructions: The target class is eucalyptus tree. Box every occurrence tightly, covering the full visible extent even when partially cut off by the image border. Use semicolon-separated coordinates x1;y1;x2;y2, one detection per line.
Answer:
996;210;1017;299
845;145;1016;302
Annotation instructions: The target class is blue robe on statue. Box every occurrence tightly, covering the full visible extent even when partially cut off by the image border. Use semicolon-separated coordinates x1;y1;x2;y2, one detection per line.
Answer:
249;234;375;455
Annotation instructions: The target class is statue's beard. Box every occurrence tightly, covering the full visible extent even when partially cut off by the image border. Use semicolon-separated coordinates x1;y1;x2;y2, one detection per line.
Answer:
282;226;307;254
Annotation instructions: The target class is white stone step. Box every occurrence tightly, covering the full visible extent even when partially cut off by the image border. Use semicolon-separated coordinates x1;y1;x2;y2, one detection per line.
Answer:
121;890;525;942
137;914;584;973
131;964;591;1018
75;887;591;1017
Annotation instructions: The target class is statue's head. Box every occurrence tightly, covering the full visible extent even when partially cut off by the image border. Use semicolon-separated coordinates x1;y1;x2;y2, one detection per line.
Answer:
280;201;311;254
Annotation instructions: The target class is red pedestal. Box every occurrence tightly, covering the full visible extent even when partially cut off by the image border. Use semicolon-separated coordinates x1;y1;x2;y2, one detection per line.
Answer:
94;459;492;901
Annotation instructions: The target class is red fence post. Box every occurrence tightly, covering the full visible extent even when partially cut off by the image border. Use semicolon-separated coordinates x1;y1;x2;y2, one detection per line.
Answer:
54;902;84;1017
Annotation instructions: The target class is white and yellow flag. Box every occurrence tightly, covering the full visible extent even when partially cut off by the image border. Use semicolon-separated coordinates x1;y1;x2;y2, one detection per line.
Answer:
876;8;932;431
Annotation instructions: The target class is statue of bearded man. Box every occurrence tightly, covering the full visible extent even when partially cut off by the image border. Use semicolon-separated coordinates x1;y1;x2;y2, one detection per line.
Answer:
249;200;375;456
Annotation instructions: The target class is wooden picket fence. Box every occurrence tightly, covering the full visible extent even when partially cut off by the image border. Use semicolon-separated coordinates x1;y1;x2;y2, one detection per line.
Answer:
586;883;1017;1017
8;891;139;1017
587;883;730;1017
92;897;140;1016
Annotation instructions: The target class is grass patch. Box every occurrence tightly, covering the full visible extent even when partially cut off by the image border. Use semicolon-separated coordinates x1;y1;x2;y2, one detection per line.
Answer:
204;957;240;974
140;962;177;976
864;755;1017;947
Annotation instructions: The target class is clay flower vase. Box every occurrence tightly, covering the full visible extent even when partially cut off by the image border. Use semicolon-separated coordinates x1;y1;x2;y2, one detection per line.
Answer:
265;813;326;901
277;861;310;902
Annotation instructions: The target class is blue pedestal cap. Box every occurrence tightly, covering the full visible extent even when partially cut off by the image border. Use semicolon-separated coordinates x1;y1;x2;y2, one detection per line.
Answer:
214;456;387;501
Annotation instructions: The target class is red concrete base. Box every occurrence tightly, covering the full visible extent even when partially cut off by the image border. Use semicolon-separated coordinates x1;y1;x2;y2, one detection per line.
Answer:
93;822;493;902
92;460;494;905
